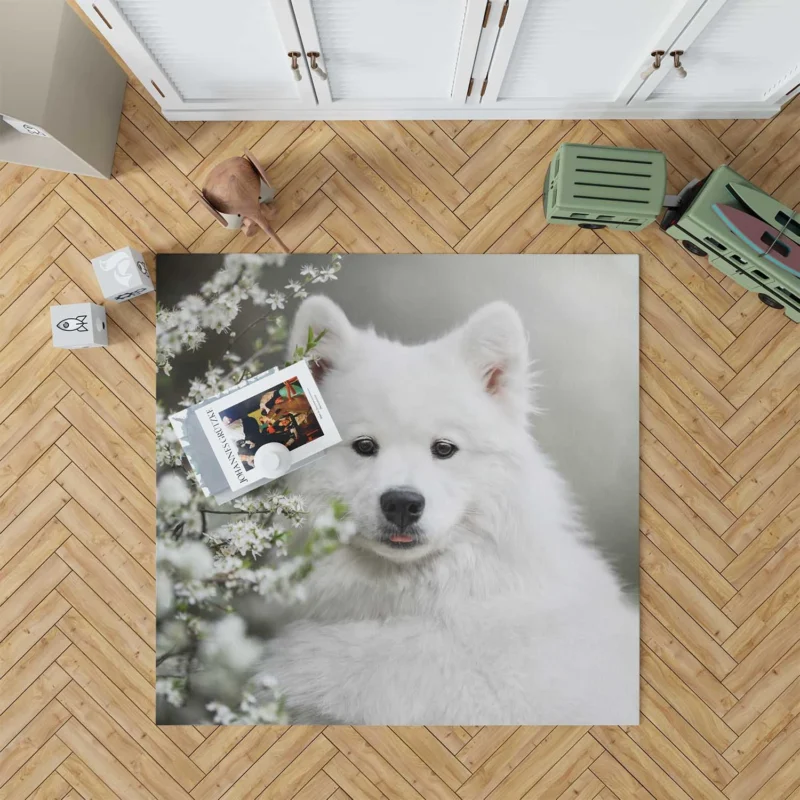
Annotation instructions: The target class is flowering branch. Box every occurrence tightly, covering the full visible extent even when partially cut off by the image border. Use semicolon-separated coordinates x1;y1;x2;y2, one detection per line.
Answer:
155;253;346;725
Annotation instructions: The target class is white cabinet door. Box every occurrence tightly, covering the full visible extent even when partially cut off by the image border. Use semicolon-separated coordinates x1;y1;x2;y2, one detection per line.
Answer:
632;0;800;109
478;0;708;111
289;0;486;110
76;0;316;113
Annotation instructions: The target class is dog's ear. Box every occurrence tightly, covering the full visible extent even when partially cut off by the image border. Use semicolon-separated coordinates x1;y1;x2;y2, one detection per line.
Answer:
459;302;528;404
288;296;355;382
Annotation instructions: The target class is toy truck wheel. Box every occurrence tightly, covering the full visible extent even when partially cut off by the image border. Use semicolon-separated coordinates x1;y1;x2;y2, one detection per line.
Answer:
578;223;606;230
682;240;708;257
758;293;784;310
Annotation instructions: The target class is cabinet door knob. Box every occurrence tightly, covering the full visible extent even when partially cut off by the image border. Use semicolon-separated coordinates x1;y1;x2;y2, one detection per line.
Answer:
307;52;328;81
670;50;687;79
641;50;665;80
288;52;302;81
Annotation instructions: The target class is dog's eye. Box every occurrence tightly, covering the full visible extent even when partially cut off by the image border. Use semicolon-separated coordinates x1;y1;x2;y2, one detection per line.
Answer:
352;437;379;457
431;440;458;460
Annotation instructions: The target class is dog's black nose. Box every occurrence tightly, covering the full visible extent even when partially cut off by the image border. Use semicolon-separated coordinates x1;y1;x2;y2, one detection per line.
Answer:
380;488;425;529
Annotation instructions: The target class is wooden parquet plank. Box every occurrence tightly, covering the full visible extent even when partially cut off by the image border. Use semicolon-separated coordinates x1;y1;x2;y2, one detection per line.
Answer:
28;771;72;800
57;500;154;598
56;464;155;571
116;116;200;212
0;162;36;205
364;120;469;209
0;481;70;564
0;379;69;484
321;171;416;254
391;727;472;790
187;122;240;158
56;573;155;682
0;170;66;242
724;647;800;735
3;58;800;799
261;122;335;190
639;356;736;464
322;752;385;800
254;733;337;800
0;698;71;789
56;716;159;800
55;426;154;535
640;535;736;643
640;681;737;790
0;592;70;683
57;753;122;799
56;681;194;800
324;131;460;250
0;628;71;718
588;751;654;799
0;228;68;315
454;119;581;232
400;121;470;175
111;147;203;249
56;392;154;499
0;518;72;607
0;192;69;277
640;615;737;721
188;727;287;800
0;733;71;800
121;85;202;176
641;391;735;500
456;728;551;800
57;607;155;715
0;664;70;755
57;646;203;790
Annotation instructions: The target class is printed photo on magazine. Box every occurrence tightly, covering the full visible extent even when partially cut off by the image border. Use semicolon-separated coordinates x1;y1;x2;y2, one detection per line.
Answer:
194;360;340;492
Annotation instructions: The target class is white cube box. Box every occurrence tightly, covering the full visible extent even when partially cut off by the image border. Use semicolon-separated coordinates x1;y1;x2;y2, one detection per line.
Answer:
51;303;107;349
91;246;154;302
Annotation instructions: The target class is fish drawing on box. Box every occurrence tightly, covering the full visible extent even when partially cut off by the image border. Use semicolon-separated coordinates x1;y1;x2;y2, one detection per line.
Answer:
56;315;89;333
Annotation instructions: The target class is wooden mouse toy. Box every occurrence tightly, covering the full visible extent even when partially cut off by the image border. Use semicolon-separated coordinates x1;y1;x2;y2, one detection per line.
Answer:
196;148;289;252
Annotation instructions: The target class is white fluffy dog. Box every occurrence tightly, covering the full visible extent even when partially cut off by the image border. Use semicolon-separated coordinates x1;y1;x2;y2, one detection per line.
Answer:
257;296;639;725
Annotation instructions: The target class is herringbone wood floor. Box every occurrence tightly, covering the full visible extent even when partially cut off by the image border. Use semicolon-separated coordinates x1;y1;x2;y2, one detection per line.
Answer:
3;55;800;800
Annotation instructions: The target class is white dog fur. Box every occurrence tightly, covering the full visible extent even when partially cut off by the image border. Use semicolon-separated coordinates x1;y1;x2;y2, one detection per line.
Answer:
256;296;639;725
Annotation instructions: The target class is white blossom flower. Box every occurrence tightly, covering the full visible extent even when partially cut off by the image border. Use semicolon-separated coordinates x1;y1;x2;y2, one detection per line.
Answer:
157;677;186;706
312;265;339;283
156;569;174;617
158;540;215;581
299;264;318;278
156;411;183;468
206;518;286;558
200;615;263;672
266;291;286;311
158;473;191;508
173;579;217;606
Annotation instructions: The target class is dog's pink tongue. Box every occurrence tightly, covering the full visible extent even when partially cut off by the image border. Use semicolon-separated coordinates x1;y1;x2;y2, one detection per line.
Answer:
390;533;414;543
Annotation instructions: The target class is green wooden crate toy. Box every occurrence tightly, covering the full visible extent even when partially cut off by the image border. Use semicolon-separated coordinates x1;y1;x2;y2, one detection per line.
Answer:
543;143;667;231
544;143;800;322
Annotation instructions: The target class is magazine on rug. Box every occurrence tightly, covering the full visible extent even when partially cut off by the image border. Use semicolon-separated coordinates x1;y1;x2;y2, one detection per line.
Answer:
170;360;340;502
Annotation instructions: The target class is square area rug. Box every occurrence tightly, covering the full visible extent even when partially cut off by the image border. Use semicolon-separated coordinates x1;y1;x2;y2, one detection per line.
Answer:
155;253;639;726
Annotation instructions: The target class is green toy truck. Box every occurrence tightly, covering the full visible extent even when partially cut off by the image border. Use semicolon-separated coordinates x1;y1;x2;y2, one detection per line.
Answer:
659;165;800;323
544;143;800;322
